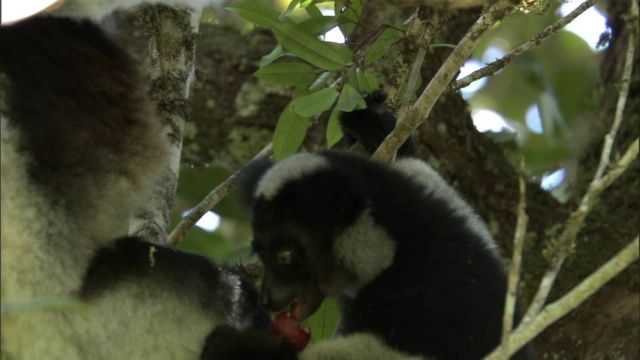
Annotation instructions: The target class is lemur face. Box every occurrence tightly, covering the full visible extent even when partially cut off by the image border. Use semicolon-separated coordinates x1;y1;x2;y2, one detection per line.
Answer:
251;198;356;321
246;152;403;324
248;153;370;321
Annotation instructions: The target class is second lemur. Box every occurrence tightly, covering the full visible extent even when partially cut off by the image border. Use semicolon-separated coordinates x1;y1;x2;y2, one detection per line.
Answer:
208;93;533;359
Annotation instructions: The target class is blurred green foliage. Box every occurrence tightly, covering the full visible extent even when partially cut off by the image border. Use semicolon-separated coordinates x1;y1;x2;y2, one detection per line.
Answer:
468;3;603;175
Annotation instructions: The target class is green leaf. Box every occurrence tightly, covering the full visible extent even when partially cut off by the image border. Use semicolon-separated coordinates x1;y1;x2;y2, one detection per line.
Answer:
365;28;402;65
304;3;323;17
303;299;340;343
365;72;380;91
290;88;338;117
334;0;362;37
296;16;341;38
225;2;282;28
308;71;332;92
259;44;286;67
325;41;353;61
273;22;351;71
273;102;311;161
326;109;344;148
335;83;366;112
255;62;317;87
521;135;572;175
538;92;570;139
349;67;374;93
280;0;301;21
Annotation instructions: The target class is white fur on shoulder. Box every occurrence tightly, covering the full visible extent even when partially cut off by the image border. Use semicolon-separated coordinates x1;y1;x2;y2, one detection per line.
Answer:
334;208;396;288
301;333;427;360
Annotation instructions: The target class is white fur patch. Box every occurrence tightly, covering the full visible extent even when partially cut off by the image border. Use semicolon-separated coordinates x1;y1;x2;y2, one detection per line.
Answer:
300;332;426;360
51;0;224;20
1;116;224;360
333;209;396;288
255;153;331;201
71;281;222;360
1;116;91;299
393;158;500;256
2;116;90;360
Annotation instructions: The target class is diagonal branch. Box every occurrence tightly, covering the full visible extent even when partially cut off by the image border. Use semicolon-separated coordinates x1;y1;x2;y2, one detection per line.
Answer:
498;156;528;360
485;235;640;359
522;0;639;321
451;0;601;92
168;143;273;248
372;0;515;163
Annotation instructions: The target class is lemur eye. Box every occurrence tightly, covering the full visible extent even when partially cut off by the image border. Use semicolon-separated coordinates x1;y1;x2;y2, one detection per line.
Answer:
276;249;292;265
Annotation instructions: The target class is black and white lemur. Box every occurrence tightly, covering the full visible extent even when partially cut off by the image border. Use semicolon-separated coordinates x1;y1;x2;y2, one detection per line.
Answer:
1;0;532;358
207;92;532;360
0;2;297;359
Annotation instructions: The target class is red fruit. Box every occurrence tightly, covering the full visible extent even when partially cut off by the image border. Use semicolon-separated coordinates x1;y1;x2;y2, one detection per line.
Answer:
268;311;311;351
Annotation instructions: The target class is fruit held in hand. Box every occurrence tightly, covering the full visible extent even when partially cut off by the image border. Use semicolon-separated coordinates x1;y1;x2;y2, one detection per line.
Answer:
268;311;311;351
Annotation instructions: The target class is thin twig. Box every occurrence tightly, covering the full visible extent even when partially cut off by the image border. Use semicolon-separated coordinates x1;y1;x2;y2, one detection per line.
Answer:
396;44;428;122
395;8;450;120
597;138;639;190
385;8;428;109
523;136;639;323
499;156;528;359
485;236;640;359
451;0;600;92
519;259;562;325
522;1;639;322
167;143;273;248
372;0;515;163
594;0;637;180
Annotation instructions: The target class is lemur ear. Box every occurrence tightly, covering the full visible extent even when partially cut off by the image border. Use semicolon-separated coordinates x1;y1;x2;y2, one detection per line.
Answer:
238;158;273;208
339;91;417;158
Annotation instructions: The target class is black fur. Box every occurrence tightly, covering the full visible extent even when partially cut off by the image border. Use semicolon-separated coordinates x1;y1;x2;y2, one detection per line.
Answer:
339;91;417;157
234;100;533;359
0;16;166;239
81;236;269;329
201;325;297;360
238;157;273;208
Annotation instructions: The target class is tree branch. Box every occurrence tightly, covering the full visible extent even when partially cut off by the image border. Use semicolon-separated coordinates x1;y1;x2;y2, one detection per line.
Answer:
129;5;202;244
386;7;450;115
372;0;515;163
450;0;601;92
396;8;451;121
522;0;638;321
485;235;640;359
168;143;273;248
499;156;528;360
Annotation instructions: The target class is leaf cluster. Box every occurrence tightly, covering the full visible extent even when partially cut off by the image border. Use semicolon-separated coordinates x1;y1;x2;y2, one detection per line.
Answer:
226;0;401;160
